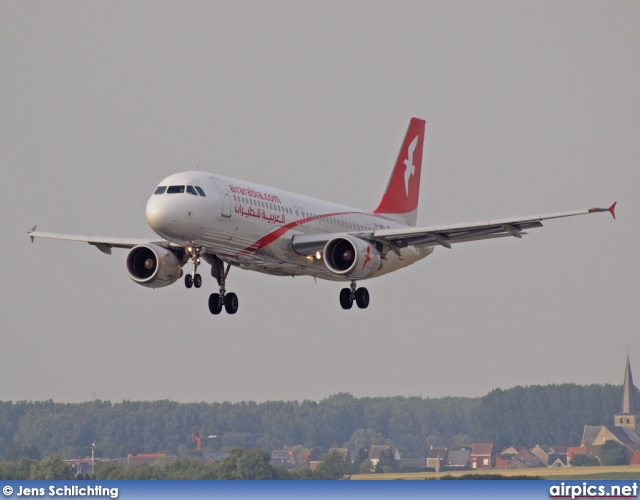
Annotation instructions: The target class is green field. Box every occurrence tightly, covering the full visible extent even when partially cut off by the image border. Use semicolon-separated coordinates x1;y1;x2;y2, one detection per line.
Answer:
352;465;640;480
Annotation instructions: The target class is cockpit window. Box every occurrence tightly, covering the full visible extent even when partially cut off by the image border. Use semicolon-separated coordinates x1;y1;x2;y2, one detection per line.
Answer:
167;185;185;194
186;185;198;195
195;186;206;197
154;186;167;195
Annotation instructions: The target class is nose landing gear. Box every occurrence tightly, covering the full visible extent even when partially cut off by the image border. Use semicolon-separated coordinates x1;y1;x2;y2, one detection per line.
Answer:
339;280;369;310
184;246;203;289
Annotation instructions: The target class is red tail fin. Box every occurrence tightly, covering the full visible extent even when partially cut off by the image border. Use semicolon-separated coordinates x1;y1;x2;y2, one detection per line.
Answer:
374;118;425;226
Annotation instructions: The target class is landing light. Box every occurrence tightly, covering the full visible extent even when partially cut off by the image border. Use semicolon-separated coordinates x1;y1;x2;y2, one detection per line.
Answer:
315;252;322;260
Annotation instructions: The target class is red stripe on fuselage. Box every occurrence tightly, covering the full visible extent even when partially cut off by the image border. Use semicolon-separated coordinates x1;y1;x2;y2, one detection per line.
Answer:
238;211;395;256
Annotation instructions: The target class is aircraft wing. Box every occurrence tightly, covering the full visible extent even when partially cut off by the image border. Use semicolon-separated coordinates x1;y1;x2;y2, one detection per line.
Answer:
372;203;616;251
27;227;173;255
291;203;616;256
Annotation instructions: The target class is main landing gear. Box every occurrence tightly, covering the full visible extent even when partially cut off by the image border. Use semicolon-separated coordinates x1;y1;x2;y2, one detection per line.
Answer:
184;246;203;289
208;256;238;315
339;280;369;310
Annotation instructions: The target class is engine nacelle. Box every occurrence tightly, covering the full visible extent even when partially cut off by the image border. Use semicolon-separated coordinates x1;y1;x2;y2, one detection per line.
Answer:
126;244;183;288
323;236;381;280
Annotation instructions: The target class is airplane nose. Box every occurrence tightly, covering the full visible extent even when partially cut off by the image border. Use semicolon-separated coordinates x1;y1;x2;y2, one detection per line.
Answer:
145;196;177;234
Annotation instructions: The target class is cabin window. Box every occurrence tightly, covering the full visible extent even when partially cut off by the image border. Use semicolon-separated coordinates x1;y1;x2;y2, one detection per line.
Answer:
186;185;198;195
167;185;185;194
154;186;167;195
195;186;206;197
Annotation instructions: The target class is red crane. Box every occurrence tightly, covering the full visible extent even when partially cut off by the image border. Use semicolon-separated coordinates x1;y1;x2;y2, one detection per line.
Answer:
191;429;203;451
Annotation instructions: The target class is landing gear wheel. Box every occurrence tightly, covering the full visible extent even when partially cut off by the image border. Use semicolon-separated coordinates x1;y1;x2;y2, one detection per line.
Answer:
355;287;370;309
186;246;202;290
339;288;353;310
208;257;239;316
208;293;222;315
224;293;239;314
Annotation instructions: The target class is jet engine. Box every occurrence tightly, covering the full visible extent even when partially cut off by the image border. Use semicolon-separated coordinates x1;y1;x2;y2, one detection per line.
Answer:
125;244;183;288
323;236;381;280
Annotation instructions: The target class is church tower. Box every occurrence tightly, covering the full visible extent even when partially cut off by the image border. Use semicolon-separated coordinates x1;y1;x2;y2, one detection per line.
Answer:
614;356;639;431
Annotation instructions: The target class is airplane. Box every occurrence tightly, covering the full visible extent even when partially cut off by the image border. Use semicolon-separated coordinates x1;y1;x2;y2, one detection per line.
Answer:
28;118;616;315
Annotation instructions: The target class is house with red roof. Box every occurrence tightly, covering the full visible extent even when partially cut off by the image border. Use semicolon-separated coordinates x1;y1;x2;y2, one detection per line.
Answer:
470;443;494;469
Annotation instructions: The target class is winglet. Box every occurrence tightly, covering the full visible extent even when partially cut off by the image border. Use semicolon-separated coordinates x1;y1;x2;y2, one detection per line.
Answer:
28;225;37;243
588;203;617;219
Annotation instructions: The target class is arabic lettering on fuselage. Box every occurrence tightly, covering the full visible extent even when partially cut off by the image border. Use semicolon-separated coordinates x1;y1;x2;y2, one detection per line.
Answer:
228;184;282;204
234;203;286;225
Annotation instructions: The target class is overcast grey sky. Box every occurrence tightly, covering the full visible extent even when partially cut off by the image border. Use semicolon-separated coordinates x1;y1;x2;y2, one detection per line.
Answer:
1;1;638;404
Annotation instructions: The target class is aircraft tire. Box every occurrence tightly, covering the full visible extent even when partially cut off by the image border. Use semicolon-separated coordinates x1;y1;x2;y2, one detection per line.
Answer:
209;293;222;315
224;293;239;314
184;274;193;288
339;288;353;310
185;274;193;288
355;287;370;309
194;273;202;288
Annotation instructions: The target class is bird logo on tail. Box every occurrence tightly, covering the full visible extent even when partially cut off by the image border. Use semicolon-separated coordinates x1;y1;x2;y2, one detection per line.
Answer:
403;136;418;197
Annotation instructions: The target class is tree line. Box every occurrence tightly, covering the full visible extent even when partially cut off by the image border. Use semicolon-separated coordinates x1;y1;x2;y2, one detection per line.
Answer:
0;449;348;480
473;383;626;450
0;384;632;460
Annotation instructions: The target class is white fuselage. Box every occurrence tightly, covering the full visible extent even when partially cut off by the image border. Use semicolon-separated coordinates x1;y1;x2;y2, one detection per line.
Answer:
145;171;432;281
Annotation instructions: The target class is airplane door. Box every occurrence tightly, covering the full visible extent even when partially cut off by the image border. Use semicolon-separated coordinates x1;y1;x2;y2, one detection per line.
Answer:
212;179;231;217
